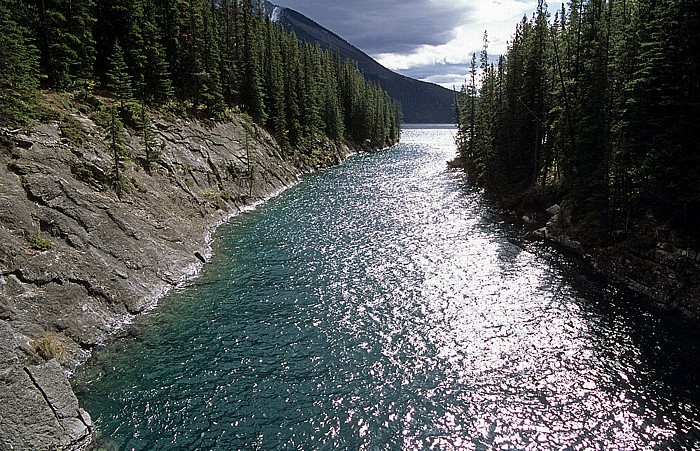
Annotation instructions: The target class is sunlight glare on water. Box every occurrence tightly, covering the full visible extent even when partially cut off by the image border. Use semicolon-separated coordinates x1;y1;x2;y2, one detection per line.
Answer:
75;125;700;450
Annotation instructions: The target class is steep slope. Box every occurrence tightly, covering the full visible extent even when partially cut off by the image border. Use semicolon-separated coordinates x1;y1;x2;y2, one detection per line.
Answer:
265;2;455;124
0;96;354;449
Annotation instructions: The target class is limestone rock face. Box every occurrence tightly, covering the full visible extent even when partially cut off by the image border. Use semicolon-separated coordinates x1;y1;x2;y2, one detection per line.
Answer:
0;321;91;451
0;113;350;449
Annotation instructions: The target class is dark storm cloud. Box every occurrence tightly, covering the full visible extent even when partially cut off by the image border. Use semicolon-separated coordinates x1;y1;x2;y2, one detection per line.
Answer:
273;0;474;55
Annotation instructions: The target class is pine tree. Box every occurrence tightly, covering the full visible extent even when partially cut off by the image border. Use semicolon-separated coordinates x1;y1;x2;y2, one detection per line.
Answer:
622;0;700;230
140;101;161;172
458;52;478;178
158;0;183;99
105;40;133;107
322;54;344;143
0;1;40;126
3;0;401;154
219;0;242;106
263;16;288;146
140;0;173;103
453;0;700;242
196;0;225;114
94;0;148;96
30;0;95;89
283;31;302;149
240;0;266;123
109;105;129;196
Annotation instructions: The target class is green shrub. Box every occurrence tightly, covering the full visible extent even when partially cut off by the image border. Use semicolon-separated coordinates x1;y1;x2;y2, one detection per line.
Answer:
120;101;143;129
202;187;223;209
73;89;101;111
34;334;66;361
90;108;111;130
71;160;106;189
59;115;88;146
27;234;52;251
32;103;62;123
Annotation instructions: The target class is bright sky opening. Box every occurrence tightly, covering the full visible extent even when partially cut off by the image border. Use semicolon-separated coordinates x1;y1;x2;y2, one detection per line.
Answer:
273;0;541;89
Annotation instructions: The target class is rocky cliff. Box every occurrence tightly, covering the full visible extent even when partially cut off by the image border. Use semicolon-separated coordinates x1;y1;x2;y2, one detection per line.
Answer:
0;104;352;449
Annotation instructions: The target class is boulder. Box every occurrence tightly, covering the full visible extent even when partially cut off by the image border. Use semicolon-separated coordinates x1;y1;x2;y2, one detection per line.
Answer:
546;204;562;216
522;215;538;227
524;227;547;242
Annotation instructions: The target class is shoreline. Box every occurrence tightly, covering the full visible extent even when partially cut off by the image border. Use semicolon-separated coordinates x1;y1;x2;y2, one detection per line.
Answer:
447;158;700;322
136;179;302;320
514;203;700;320
0;109;370;450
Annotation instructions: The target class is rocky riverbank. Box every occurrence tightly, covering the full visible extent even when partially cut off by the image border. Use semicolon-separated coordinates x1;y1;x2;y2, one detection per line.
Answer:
522;203;700;319
0;104;356;449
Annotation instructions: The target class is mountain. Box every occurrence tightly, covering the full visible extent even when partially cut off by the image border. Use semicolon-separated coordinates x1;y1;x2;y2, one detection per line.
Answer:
263;1;456;124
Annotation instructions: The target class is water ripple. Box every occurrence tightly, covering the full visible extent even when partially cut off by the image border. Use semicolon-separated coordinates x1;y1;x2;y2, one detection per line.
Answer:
76;126;700;450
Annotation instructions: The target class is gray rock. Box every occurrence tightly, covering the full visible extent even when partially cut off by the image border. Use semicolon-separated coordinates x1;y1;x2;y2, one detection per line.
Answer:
546;213;561;229
522;215;538;226
546;204;562;216
559;236;584;253
25;361;92;447
524;227;547;242
0;112;356;449
0;364;63;451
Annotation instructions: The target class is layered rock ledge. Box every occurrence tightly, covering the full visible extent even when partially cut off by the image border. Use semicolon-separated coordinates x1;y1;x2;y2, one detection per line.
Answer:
523;204;700;319
0;111;352;449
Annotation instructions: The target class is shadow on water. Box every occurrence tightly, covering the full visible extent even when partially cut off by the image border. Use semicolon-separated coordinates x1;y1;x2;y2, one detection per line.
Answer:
524;227;700;439
456;165;700;445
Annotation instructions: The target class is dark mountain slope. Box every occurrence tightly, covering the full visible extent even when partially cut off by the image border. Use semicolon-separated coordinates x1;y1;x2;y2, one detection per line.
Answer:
265;2;455;124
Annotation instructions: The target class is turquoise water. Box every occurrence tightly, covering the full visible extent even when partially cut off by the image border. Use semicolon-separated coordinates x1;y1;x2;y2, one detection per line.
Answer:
76;126;700;449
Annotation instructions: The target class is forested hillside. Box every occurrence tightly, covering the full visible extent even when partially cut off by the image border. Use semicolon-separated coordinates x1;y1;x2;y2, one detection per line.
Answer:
455;0;700;246
0;0;401;150
265;1;456;124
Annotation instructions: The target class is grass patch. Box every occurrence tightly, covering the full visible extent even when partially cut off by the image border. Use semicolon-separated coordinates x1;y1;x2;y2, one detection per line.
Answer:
31;103;62;123
59;114;88;146
27;234;52;251
33;334;66;361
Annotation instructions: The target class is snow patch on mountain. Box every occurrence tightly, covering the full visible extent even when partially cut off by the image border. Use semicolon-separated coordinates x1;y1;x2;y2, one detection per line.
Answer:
271;6;284;23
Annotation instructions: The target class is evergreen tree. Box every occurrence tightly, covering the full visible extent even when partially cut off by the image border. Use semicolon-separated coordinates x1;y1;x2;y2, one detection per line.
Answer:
108;105;129;196
94;0;148;96
0;0;40;126
196;0;225;114
4;0;401;157
283;31;302;149
140;0;173;103
158;0;183;99
105;40;133;107
322;54;344;143
455;0;700;242
300;44;323;148
240;0;266;123
219;0;242;105
263;16;288;146
456;52;478;179
140;101;161;172
30;0;95;88
622;0;700;230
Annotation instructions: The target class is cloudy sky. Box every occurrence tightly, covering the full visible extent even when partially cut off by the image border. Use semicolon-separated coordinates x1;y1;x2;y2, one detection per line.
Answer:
273;0;541;89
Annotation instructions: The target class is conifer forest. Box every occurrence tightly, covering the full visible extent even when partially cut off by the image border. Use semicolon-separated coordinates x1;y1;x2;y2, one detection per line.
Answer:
455;0;700;245
0;0;402;150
